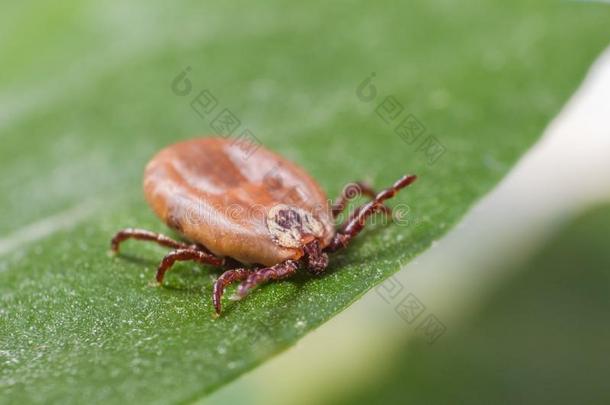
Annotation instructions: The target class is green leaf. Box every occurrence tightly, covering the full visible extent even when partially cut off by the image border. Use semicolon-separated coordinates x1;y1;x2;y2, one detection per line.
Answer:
328;204;610;405
1;1;609;403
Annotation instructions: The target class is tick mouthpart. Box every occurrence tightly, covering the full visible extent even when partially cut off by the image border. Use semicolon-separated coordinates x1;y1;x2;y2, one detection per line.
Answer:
307;252;329;274
303;239;328;274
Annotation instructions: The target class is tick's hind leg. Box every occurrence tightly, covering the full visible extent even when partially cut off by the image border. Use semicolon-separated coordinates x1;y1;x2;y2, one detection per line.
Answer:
111;228;192;253
329;174;417;251
212;260;299;314
156;248;225;284
331;181;391;218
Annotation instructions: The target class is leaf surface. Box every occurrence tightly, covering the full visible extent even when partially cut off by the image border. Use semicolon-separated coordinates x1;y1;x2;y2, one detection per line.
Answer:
1;1;609;403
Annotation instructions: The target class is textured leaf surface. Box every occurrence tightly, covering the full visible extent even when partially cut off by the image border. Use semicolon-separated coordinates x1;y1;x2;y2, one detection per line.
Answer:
1;0;609;403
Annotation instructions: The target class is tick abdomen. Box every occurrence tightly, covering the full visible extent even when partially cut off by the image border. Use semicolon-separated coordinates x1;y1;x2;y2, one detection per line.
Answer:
143;137;334;266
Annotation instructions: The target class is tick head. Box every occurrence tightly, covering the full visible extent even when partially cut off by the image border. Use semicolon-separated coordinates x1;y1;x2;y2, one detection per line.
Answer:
265;204;325;249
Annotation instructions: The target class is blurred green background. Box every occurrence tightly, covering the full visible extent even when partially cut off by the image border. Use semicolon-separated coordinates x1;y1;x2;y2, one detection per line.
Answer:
328;205;610;405
1;0;609;404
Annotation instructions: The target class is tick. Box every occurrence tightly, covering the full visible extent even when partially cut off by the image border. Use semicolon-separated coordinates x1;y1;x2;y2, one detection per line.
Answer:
110;137;416;315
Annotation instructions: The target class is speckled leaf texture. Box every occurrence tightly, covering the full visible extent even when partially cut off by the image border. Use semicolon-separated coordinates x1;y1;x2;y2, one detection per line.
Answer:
1;0;609;404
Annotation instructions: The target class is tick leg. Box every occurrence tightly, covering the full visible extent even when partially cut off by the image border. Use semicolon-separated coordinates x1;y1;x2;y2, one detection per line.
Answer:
337;203;391;233
236;260;299;300
111;228;192;253
212;268;253;314
331;181;391;218
328;174;417;251
156;248;225;284
212;260;299;315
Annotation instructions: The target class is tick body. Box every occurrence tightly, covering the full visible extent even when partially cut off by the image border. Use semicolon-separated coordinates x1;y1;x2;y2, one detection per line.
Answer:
111;137;416;315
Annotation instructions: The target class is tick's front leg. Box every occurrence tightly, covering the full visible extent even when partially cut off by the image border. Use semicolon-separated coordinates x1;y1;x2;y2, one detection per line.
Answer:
331;181;392;218
329;174;417;251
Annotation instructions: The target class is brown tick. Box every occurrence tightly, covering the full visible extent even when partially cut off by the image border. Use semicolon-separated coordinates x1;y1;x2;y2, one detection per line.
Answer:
111;137;416;315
